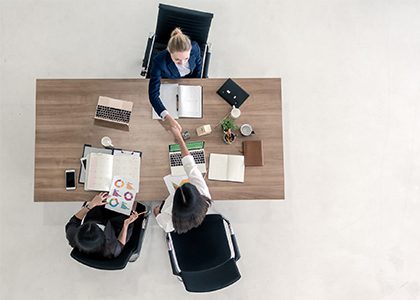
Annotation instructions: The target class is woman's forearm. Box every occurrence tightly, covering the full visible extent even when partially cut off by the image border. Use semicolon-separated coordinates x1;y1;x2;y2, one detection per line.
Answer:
118;224;129;245
176;136;190;158
74;206;90;220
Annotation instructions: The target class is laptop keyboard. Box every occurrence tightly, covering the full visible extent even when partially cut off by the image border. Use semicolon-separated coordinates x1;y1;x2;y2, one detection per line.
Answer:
95;105;132;124
170;149;205;167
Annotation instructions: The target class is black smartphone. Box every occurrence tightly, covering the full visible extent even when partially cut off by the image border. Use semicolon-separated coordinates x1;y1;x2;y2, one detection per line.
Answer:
65;169;76;190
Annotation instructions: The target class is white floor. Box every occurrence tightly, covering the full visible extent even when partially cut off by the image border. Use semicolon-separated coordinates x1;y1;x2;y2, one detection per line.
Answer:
1;0;420;299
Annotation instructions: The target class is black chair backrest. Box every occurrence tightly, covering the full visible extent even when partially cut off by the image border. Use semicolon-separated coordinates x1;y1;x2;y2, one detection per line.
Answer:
154;4;214;52
170;214;231;271
169;214;241;292
180;258;241;293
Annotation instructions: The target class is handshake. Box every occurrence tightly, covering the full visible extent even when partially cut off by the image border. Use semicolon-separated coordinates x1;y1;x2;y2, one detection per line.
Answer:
161;114;187;142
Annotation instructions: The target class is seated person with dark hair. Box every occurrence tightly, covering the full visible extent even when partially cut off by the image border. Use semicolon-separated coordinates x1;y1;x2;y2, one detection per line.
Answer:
154;127;212;233
65;192;140;258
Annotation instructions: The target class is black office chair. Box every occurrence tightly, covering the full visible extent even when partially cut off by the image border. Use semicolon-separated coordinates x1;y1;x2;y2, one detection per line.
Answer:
141;3;214;78
70;203;150;270
166;214;241;292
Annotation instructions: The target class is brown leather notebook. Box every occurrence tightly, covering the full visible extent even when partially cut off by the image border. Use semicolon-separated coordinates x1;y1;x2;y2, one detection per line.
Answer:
243;140;264;166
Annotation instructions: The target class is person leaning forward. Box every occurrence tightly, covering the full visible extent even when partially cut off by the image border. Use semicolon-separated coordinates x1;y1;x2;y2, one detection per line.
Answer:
65;193;140;258
154;126;213;233
148;27;203;133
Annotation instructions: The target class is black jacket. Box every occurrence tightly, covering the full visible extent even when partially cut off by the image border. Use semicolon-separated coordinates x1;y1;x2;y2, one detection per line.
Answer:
65;206;133;258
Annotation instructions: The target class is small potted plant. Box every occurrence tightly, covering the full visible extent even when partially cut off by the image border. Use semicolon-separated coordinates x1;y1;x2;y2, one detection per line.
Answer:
221;117;238;144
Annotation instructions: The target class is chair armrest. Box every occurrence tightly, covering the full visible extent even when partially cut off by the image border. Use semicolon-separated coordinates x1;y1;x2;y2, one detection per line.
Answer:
166;233;181;276
202;51;211;78
201;43;211;78
133;208;150;255
222;217;241;261
141;33;155;77
230;234;241;261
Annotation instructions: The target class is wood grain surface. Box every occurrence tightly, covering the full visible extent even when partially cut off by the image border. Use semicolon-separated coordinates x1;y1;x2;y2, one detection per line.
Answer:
35;78;284;202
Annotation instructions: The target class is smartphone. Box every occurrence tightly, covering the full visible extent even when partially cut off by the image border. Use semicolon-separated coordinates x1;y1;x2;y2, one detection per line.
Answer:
65;169;76;190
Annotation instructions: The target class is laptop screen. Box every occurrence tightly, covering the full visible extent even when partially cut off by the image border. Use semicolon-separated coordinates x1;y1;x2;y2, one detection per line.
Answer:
169;141;205;152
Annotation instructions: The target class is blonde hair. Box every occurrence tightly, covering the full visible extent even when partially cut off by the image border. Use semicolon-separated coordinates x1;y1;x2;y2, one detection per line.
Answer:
167;28;192;53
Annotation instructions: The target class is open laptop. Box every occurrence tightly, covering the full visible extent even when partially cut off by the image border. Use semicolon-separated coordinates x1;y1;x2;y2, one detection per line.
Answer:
216;78;250;108
94;96;133;126
169;141;206;176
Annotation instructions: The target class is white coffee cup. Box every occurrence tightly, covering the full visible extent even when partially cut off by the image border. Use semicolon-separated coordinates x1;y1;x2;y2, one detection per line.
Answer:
230;106;241;119
240;124;254;137
101;136;114;148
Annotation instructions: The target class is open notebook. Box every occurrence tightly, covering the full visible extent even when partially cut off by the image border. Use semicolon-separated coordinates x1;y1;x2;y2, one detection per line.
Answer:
79;144;113;184
152;83;202;119
84;149;141;192
208;153;245;183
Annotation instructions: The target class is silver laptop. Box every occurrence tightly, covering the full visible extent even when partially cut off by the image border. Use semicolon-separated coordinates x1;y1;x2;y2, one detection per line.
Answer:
169;141;206;176
95;96;133;126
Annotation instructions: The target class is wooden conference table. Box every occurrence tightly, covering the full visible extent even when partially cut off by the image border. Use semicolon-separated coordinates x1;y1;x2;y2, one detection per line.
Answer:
34;78;284;202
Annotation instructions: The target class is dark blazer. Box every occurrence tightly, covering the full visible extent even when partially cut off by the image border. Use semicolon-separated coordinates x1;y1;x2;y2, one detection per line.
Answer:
65;206;133;258
148;41;202;116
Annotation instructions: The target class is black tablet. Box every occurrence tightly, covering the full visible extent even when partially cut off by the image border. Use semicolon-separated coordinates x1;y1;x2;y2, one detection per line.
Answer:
216;78;250;108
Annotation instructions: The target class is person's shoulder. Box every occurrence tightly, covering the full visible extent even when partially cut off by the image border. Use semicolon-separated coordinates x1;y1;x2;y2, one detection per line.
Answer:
191;41;200;52
153;49;170;64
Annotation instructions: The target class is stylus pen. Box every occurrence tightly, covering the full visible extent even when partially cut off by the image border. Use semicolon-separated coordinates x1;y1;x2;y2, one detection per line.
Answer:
131;210;147;216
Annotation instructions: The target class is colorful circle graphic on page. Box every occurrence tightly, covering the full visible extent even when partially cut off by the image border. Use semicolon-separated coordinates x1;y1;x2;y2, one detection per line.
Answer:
108;197;119;207
115;179;125;188
124;191;133;201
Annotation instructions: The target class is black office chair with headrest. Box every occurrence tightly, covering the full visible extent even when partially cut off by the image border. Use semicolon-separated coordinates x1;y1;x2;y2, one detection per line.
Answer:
70;204;149;270
166;214;241;292
141;3;214;78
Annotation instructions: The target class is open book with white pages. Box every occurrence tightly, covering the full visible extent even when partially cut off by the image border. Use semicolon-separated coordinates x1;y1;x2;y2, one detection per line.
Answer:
152;83;202;119
208;153;245;183
84;149;141;192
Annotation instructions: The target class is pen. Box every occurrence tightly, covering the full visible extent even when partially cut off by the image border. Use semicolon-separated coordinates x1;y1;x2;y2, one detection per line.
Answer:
131;210;147;216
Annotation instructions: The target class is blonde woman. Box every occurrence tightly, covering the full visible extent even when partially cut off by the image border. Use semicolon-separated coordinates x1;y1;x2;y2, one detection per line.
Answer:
148;28;203;131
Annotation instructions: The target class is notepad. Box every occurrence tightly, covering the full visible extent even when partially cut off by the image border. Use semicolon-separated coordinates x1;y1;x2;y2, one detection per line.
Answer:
152;84;202;119
208;153;245;183
85;151;141;192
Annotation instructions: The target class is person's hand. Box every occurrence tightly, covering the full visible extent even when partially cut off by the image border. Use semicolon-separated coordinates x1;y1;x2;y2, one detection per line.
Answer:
153;205;161;217
88;192;108;208
162;114;182;132
124;211;139;226
169;126;183;141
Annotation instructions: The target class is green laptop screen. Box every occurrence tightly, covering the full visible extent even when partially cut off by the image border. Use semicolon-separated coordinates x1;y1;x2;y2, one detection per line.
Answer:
169;141;205;152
